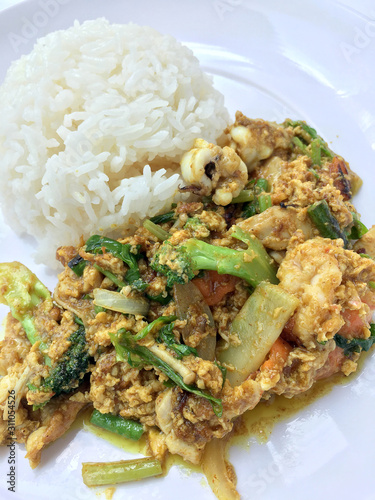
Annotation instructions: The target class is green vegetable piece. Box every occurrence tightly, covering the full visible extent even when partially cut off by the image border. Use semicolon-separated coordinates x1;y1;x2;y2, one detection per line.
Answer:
151;226;278;289
149;211;176;224
307;199;349;247
334;325;375;356
86;235;147;291
156;322;197;359
150;240;195;288
299;122;318;139
68;255;87;276
93;264;127;288
232;189;255;203
236;178;271;215
218;282;299;386
292;136;307;153
109;320;223;417
143;219;170;241
310;139;321;166
242;202;257;219
90;409;143;440
255;178;269;193
257;194;272;213
184;217;208;232
347;212;368;240
82;457;162;486
318;140;334;159
288;119;334;161
40;324;90;396
133;315;177;342
0;262;52;361
308;167;320;180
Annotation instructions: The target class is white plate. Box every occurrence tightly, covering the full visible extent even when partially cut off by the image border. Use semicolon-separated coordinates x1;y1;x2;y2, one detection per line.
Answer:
1;1;375;499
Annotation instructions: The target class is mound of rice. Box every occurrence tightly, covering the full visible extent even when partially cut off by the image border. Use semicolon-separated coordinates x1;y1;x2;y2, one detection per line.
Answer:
0;18;228;268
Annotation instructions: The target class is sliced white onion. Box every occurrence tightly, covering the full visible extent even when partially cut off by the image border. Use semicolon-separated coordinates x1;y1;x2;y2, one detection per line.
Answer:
202;437;240;500
93;289;150;317
173;281;216;361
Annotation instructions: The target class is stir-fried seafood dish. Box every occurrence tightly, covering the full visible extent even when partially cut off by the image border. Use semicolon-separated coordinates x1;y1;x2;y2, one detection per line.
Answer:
1;113;374;497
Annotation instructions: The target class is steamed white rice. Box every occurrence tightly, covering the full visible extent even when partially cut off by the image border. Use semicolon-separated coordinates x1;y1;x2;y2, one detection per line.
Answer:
0;18;229;268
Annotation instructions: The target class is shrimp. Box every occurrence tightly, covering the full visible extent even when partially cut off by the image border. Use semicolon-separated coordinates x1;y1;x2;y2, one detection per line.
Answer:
227;111;292;172
278;237;375;348
180;138;248;206
237;205;315;250
278;238;343;348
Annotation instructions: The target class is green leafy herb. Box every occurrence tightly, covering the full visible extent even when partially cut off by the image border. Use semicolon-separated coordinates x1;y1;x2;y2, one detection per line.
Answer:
334;325;375;356
307;199;349;247
86;235;147;291
149;211;176;224
156;322;197;359
110;320;223;417
214;361;227;388
68;255;88;276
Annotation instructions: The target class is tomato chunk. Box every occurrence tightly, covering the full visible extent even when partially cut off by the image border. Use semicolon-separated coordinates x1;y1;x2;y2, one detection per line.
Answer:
193;271;239;306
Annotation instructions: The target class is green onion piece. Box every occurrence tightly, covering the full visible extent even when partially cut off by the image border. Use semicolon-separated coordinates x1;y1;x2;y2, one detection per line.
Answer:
82;457;162;486
90;409;143;440
369;281;375;289
231;190;255;203
143;220;170;241
93;264;127;288
310;139;321;166
360;253;375;260
307;199;349;247
74;315;84;326
255;178;269;192
149;211;175;224
300;122;318;139
308;167;320;180
258;194;272;213
242;202;257;218
94;304;106;314
347;213;368;240
93;288;150;316
292;136;307;153
318;140;334;159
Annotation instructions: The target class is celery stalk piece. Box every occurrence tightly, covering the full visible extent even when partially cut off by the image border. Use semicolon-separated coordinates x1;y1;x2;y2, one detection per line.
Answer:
82;457;163;486
218;282;299;386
